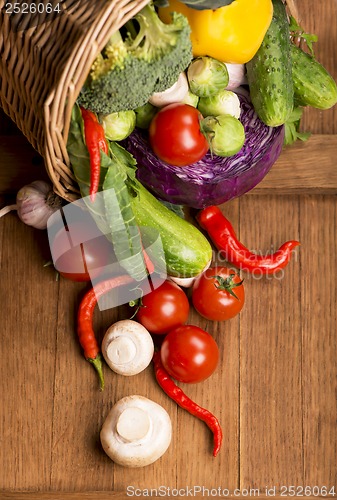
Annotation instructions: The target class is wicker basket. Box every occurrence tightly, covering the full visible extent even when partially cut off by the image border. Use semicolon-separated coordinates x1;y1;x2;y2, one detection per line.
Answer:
0;0;149;201
0;0;299;202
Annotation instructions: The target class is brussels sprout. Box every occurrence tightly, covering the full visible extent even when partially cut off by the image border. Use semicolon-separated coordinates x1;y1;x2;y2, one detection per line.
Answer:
102;110;136;140
202;115;245;157
187;56;229;97
181;89;199;108
134;103;157;129
198;90;241;119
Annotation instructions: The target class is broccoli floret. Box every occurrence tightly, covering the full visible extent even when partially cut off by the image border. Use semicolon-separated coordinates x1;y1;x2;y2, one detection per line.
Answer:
77;3;192;114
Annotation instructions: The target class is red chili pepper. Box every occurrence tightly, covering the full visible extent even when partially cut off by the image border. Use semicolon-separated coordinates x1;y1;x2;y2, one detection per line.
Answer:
77;275;134;390
80;107;108;202
197;206;300;275
152;351;223;457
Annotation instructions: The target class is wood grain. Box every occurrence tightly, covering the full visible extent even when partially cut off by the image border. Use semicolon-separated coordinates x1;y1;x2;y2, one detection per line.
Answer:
0;494;333;500
251;136;337;195
1;195;335;496
0;214;58;490
1;133;337;196
300;196;337;486
239;195;303;489
0;0;336;497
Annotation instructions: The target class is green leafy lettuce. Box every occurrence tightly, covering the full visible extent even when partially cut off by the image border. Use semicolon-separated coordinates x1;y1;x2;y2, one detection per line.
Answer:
67;103;148;281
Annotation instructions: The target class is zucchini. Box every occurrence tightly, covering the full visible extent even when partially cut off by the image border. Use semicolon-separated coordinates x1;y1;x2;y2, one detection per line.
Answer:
130;180;212;278
68;103;212;279
291;44;337;110
246;0;293;127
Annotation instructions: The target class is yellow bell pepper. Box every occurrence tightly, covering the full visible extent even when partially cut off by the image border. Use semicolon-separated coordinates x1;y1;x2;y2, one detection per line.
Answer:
158;0;273;64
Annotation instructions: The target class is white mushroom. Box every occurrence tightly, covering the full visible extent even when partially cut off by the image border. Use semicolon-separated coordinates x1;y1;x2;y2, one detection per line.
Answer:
100;395;172;467
102;320;154;376
148;72;189;107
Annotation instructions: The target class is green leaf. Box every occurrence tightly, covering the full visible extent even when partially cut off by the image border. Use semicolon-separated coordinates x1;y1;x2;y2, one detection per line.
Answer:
159;200;186;219
284;106;311;146
289;15;318;57
102;152;146;281
67;104;147;281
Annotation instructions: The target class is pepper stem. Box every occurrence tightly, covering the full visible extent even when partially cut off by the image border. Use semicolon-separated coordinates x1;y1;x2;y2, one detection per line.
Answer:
88;354;105;391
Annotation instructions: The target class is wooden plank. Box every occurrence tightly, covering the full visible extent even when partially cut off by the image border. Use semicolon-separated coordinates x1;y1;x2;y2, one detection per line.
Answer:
296;0;337;135
238;195;303;488
0;195;5;268
0;213;59;490
50;281;177;492
0;0;336;495
1;134;337;196
175;200;240;490
299;196;337;488
0;136;48;194
250;135;337;195
0;493;334;500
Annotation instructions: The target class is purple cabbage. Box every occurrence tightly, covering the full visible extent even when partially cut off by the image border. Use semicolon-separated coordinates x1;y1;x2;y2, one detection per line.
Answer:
125;92;285;209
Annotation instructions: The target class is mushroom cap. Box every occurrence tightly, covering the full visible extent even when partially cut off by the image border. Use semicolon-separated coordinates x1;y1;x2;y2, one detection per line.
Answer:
100;395;172;467
102;320;154;376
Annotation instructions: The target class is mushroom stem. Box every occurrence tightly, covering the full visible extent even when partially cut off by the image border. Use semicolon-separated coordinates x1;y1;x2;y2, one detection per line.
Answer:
102;320;154;376
116;407;151;442
100;395;172;467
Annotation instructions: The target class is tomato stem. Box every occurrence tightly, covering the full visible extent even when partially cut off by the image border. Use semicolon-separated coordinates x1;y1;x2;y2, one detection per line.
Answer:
210;274;244;300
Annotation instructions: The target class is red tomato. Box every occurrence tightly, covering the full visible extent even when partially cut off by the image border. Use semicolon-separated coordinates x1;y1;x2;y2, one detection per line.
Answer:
51;221;114;282
136;279;189;334
192;266;245;321
161;325;219;383
149;103;209;166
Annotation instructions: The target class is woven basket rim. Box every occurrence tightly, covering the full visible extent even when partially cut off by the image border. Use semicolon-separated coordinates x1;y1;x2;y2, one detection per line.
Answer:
0;0;303;202
42;0;150;201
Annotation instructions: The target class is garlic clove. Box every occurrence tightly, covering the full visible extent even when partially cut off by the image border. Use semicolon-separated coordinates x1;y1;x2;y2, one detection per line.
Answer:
149;72;189;107
102;320;154;376
224;63;247;91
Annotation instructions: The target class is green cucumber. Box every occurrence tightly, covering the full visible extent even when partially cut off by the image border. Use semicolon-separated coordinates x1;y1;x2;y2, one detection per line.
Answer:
291;44;337;110
130;180;212;278
246;0;293;127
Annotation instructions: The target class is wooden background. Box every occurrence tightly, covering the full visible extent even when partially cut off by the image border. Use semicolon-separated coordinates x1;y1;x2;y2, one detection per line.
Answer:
0;0;336;498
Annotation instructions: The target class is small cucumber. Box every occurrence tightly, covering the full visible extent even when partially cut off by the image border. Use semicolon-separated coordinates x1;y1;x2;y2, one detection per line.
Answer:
130;180;212;278
291;44;337;110
246;0;293;127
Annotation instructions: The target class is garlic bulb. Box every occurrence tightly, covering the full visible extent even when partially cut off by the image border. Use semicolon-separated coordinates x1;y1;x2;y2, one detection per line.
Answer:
101;320;154;376
100;395;172;467
149;72;189;107
224;63;247;91
0;180;62;229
